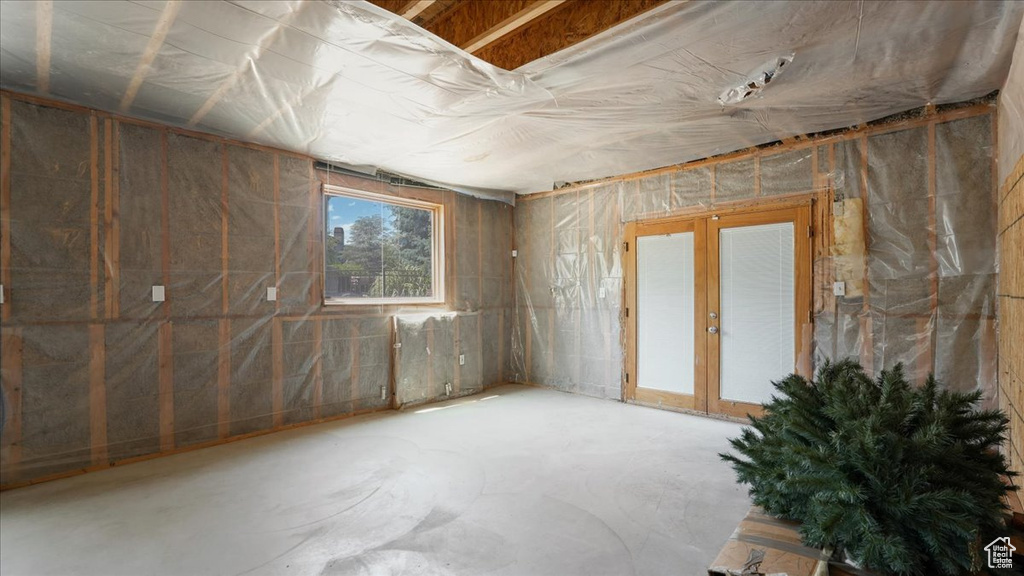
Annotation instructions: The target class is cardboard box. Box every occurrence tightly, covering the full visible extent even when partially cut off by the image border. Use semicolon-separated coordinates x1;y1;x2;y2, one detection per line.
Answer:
708;507;829;576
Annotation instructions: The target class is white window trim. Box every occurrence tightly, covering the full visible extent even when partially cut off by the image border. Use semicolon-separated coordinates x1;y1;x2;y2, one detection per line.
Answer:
322;184;446;306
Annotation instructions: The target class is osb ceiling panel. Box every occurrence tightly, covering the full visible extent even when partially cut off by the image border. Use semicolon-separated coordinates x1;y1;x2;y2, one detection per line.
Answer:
0;0;1021;200
367;0;669;70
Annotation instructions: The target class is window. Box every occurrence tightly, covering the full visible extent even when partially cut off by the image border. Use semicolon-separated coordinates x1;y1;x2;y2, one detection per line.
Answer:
323;186;444;305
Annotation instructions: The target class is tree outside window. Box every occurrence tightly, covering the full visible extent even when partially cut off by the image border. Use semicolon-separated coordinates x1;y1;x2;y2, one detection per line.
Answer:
324;188;442;303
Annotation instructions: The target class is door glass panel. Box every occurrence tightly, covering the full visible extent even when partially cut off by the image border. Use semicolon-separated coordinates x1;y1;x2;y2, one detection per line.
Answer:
719;222;794;404
637;232;694;394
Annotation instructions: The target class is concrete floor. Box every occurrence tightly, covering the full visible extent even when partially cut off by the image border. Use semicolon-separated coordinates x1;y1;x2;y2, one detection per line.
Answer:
0;385;751;576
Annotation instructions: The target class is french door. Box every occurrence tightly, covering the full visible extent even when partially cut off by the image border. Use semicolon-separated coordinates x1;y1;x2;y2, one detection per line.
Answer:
624;204;812;418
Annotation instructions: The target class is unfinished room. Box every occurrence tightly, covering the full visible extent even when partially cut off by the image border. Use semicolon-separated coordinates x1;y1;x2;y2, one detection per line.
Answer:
1;1;1024;575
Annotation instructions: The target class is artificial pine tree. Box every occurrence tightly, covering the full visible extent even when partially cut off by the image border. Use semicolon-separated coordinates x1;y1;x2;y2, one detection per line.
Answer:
721;359;1017;576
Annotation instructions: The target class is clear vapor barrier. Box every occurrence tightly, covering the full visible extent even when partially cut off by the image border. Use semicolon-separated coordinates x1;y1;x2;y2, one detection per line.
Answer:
0;1;1020;196
0;98;515;487
512;110;998;411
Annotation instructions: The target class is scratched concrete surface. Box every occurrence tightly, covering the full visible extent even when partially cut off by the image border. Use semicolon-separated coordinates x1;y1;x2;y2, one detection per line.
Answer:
0;385;751;576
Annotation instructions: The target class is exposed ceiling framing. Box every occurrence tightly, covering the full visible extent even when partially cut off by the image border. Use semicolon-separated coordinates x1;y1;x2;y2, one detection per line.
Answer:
120;0;182;112
34;0;52;94
2;1;1020;198
367;0;669;70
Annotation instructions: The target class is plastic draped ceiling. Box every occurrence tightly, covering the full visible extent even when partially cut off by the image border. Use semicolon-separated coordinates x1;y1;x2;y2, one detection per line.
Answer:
0;1;1022;199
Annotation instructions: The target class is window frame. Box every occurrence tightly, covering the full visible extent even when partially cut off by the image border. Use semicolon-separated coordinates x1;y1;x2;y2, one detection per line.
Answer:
322;184;446;306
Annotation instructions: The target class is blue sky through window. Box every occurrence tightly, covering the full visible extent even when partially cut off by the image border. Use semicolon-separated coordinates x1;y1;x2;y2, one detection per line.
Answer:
327;196;395;244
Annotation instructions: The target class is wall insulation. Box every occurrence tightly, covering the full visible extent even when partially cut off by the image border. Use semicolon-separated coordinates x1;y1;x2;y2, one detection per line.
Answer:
512;104;999;406
999;154;1024;487
0;93;514;488
998;16;1024;486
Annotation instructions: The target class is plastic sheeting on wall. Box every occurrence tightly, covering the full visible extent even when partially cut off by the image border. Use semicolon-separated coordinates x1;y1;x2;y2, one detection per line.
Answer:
0;97;514;487
0;1;1021;197
512;107;999;409
392;310;505;407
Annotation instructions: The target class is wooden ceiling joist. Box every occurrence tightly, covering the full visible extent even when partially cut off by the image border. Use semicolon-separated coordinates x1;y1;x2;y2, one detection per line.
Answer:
35;0;53;94
461;1;567;54
400;0;437;20
188;2;306;127
474;0;668;70
369;0;438;20
120;0;182;112
369;0;669;70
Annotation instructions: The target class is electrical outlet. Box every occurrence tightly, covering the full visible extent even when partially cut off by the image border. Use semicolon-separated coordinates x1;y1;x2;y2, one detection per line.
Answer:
380;385;387;401
511;250;518;258
445;382;452;396
266;287;277;301
0;284;5;305
459;354;465;366
152;285;166;302
833;281;846;297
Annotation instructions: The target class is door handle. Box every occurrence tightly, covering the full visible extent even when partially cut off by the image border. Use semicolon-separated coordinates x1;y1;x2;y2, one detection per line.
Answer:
708;326;719;334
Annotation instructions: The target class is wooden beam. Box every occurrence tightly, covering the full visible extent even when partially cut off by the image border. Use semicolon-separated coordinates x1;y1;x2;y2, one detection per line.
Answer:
272;317;283;427
158;322;174;452
376;0;663;69
461;1;566;54
160;130;171;318
0;327;24;483
1;95;11;323
401;0;436;19
35;0;53;94
89;324;108;467
217;319;231;439
187;3;304;127
103;119;115;319
273;154;281;313
350;321;361;408
90;115;100;319
474;0;668;70
221;144;229;315
120;0;182;112
368;0;437;20
312;316;323;419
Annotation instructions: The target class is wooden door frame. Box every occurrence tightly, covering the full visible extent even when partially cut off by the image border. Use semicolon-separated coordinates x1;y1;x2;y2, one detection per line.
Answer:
705;204;813;419
623;218;706;412
623;197;814;419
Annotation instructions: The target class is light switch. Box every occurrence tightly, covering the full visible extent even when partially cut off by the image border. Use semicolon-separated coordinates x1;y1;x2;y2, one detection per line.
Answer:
152;285;166;302
459;354;465;366
267;287;277;301
511;250;518;258
833;281;846;297
598;287;607;299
